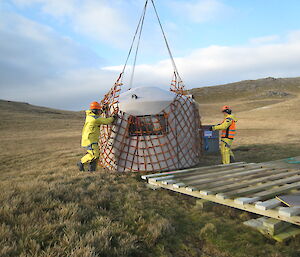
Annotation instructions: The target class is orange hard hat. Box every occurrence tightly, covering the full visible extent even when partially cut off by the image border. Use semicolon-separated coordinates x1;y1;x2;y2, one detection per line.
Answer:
221;105;231;112
90;101;101;110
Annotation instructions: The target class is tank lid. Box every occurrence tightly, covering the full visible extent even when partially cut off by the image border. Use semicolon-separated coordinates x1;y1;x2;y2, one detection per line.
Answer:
118;86;175;115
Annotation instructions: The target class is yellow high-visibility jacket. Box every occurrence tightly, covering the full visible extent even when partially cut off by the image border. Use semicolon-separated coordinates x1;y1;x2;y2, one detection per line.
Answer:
81;110;114;147
212;114;238;139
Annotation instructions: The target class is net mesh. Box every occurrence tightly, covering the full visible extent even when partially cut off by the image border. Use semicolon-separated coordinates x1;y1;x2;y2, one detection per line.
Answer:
98;74;203;172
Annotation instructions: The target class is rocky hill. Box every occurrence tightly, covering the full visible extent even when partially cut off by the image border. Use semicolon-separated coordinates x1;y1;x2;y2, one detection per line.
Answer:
190;76;300;104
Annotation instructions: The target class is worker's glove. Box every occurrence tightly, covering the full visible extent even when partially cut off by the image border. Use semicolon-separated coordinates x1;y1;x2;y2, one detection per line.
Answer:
101;104;109;114
112;113;119;120
102;104;109;110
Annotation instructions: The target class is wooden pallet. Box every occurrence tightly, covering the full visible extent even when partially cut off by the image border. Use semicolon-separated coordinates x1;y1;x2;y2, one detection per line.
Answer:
142;159;300;226
244;217;300;242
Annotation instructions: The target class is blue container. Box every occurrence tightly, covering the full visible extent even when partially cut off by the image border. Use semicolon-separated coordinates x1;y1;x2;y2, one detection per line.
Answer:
202;125;219;153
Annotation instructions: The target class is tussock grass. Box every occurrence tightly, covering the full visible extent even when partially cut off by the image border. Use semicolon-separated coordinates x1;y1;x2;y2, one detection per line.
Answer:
1;94;300;257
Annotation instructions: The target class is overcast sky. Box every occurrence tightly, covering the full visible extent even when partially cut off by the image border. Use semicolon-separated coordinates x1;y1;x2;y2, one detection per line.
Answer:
1;0;300;110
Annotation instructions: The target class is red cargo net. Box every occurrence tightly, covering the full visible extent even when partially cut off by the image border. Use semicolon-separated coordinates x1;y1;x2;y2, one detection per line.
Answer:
98;73;203;172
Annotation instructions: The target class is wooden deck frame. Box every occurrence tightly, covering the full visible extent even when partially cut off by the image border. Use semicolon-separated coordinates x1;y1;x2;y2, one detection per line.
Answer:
142;159;300;226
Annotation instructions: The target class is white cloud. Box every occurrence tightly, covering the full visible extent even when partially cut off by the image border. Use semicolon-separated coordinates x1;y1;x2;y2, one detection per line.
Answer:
11;0;131;46
287;30;300;42
11;0;76;16
170;0;232;23
0;11;101;73
25;68;118;110
104;30;300;89
0;11;113;110
250;35;280;45
73;1;129;46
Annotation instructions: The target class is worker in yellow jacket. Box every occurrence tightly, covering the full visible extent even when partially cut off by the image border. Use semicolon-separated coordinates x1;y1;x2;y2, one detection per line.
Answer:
77;101;115;172
211;105;237;164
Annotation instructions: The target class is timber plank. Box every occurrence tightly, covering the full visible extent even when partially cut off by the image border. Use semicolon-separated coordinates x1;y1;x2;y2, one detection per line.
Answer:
173;182;186;188
190;168;278;190
157;165;263;184
189;168;279;191
172;168;268;189
149;163;258;182
202;169;298;195
253;181;300;199
263;218;291;235
179;165;263;182
255;199;282;210
161;179;177;185
217;175;300;199
148;165;246;182
279;207;300;217
141;162;246;180
234;197;260;205
273;226;300;242
181;168;269;187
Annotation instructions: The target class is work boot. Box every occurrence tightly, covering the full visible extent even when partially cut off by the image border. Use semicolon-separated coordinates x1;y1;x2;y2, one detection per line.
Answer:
88;159;98;172
77;161;85;171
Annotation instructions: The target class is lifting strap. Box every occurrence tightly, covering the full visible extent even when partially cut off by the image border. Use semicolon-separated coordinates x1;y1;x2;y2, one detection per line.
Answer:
119;0;183;90
121;0;149;88
150;0;182;82
129;0;148;89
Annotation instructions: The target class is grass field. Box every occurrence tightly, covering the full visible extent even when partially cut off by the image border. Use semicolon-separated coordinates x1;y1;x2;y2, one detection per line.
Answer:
1;78;300;257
